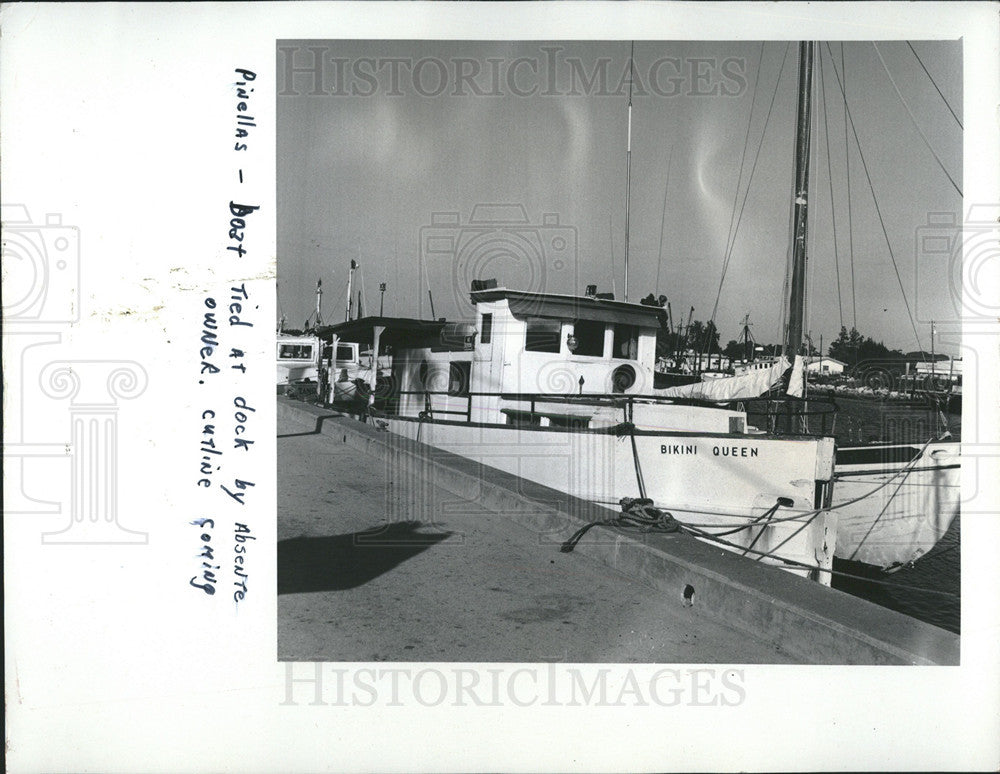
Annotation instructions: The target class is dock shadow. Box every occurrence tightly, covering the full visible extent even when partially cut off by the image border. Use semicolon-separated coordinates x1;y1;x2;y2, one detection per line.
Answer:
278;520;453;595
277;413;340;439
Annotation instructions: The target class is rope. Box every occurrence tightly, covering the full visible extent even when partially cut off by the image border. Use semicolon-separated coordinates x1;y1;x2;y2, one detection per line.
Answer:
710;42;766;327
841;43;857;332
818;54;845;332
906;41;962;130
823;42;927;356
617;421;648;500
872;42;962;197
709;42;791;331
654;143;674;296
560;497;681;553
843;441;929;560
562;438;940;589
770;561;960;598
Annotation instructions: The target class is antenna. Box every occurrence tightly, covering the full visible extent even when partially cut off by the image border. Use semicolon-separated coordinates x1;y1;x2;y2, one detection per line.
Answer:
623;40;635;303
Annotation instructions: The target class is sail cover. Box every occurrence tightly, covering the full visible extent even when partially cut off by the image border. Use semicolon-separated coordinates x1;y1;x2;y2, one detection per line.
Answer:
654;357;793;401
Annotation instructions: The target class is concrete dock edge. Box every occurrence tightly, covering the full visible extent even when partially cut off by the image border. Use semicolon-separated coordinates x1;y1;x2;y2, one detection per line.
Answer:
278;397;960;665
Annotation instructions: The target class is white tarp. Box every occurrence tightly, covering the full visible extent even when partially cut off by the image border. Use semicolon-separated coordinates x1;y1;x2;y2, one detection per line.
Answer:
786;355;806;398
654;356;793;401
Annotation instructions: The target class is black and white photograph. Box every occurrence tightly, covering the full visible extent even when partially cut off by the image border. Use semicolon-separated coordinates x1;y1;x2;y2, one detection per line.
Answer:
3;3;999;772
276;39;962;664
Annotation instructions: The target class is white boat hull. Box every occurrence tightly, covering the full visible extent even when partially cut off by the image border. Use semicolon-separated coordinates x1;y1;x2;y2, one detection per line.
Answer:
833;441;960;567
385;415;837;584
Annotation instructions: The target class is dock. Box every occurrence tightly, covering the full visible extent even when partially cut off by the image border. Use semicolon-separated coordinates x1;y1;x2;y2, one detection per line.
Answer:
278;397;959;665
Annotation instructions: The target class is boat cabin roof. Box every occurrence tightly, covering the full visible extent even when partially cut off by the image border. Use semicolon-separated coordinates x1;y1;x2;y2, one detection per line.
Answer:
316;317;446;347
471;286;666;329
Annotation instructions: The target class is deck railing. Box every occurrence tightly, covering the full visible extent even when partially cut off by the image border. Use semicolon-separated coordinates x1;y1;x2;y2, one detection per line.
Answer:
368;388;838;437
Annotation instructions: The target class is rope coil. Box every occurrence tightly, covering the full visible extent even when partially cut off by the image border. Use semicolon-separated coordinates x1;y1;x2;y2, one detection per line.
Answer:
560;497;680;553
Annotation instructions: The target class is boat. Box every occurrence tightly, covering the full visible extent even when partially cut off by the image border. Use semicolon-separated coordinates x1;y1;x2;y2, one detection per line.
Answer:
832;440;960;567
276;332;321;397
632;42;962;568
320;281;840;584
295;41;959;579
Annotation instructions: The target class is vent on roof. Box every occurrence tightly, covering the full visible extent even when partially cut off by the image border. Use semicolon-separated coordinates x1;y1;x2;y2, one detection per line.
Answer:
471;278;498;292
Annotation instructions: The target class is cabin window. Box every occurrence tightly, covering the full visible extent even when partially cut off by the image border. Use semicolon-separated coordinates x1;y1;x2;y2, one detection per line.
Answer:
278;344;313;360
525;317;561;353
480;313;492;344
572;319;606;357
613;324;639;360
335;344;355;361
448;361;471;397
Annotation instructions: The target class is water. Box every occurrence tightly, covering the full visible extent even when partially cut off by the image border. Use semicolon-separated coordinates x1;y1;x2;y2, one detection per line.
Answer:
825;396;960;634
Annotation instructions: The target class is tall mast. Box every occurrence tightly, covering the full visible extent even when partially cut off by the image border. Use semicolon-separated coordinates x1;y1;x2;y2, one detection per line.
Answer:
623;41;634;303
314;278;323;327
346;259;357;321
785;41;814;358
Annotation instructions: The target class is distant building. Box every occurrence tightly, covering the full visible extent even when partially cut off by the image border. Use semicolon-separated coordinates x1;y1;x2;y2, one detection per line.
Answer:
805;356;847;375
657;352;732;374
915;358;962;382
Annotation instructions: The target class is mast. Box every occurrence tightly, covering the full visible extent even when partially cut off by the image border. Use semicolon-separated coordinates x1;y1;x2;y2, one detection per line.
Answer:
740;313;754;362
345;259;357;321
314;278;323;328
785;41;814;358
623;41;635;303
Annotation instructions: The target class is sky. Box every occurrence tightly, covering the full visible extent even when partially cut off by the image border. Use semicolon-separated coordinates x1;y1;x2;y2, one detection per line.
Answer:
277;40;962;355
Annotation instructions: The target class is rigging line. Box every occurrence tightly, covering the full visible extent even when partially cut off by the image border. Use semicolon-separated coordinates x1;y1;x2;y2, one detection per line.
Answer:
716;43;766;303
608;214;618;298
654;143;674;295
766;561;960;598
818;50;845;332
710;42;792;329
706;42;767;341
842;43;857;332
872;42;962;197
824;42;925;354
276;280;286;327
906;41;963;129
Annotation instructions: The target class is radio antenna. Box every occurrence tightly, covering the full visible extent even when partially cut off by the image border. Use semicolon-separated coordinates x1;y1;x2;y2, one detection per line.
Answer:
623;40;635;303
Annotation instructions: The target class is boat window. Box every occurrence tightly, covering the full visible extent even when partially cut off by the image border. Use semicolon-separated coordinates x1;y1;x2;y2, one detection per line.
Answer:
480;313;492;344
610;364;637;393
336;344;355;361
278;344;313;360
613;324;639;360
525;318;561;353
572;319;606;357
448;362;471;397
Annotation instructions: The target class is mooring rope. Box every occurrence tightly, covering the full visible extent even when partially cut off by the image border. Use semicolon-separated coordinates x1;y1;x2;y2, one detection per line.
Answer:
562;436;938;573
